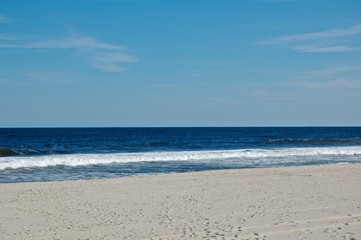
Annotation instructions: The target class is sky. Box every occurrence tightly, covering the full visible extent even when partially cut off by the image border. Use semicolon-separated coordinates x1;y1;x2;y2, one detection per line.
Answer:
0;0;361;127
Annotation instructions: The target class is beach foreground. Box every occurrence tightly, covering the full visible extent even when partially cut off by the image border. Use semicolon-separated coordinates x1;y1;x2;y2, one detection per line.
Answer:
1;164;361;240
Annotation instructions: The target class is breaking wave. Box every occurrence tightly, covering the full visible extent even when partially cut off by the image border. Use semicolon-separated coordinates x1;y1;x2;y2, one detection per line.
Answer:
1;146;361;170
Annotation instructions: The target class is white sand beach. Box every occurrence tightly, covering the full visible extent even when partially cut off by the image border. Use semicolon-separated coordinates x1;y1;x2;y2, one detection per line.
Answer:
1;164;361;240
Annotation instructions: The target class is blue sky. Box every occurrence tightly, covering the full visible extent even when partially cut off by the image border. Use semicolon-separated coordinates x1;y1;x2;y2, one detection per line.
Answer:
0;0;361;127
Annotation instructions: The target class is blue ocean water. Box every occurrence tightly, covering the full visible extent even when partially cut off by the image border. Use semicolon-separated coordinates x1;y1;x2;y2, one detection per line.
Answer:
0;127;361;183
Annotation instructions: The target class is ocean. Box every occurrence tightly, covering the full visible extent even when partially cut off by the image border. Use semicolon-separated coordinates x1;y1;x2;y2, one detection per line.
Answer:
0;127;361;183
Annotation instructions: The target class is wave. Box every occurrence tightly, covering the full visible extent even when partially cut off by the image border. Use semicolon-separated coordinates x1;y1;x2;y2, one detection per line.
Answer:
0;146;361;170
266;137;361;145
0;148;19;157
0;148;71;157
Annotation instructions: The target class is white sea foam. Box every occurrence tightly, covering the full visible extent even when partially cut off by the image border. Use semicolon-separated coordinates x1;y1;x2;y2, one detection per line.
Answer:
0;146;361;170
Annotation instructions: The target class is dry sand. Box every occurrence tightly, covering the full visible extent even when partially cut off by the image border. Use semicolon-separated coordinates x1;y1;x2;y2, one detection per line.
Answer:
1;164;361;240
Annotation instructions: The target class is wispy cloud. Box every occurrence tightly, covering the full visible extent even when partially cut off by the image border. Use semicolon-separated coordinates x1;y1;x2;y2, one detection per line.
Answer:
261;24;361;53
292;45;361;53
84;50;138;72
0;36;124;50
0;76;7;85
286;65;361;91
82;0;159;2
0;35;138;72
292;78;361;90
24;71;79;85
0;71;81;87
0;15;14;41
188;73;200;78
263;24;361;44
254;0;299;3
300;66;361;78
0;15;11;23
0;33;15;41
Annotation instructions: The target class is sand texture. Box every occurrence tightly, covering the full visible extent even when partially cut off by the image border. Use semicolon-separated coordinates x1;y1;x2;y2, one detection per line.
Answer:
1;164;361;240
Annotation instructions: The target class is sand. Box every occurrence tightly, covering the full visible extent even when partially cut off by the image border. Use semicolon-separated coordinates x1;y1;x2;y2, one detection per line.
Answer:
0;164;361;240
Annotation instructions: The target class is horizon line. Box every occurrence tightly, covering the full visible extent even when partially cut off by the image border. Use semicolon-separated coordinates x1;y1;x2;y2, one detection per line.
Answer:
0;125;360;129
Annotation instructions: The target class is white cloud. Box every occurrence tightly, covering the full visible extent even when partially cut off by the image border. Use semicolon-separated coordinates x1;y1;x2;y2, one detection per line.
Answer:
0;35;138;72
261;24;361;53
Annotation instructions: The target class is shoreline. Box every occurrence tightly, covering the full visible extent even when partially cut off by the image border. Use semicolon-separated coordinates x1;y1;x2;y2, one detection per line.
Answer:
0;161;358;185
1;163;361;239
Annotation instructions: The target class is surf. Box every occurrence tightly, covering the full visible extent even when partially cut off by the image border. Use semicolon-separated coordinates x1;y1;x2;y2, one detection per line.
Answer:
1;146;361;170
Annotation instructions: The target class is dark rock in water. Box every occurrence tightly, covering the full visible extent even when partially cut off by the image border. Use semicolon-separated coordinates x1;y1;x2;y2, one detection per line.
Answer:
0;148;18;157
